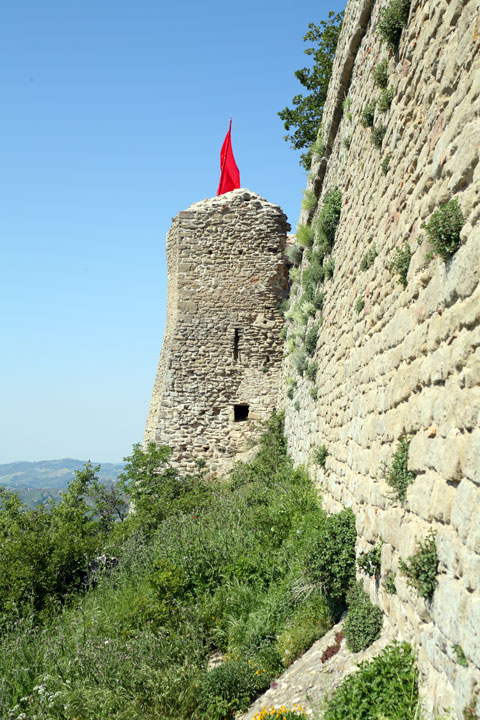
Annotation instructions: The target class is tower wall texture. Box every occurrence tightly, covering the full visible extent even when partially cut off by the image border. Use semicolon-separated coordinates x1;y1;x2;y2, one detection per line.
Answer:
144;189;290;474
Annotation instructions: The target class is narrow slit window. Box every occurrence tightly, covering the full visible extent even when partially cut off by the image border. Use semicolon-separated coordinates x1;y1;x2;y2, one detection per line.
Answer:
233;329;240;361
234;404;249;422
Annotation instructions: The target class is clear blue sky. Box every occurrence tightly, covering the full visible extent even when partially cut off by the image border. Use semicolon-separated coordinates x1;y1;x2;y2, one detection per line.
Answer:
0;0;345;463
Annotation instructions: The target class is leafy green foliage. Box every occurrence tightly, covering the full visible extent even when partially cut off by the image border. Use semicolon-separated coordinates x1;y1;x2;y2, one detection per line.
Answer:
361;101;376;128
373;59;389;88
305;325;319;356
357;542;382;577
310;386;318;400
276;591;331;666
354;297;365;314
305;360;318;382
377;0;411;51
360;245;377;271
199;657;271;719
343;136;351;150
302;189;318;211
382;154;392;174
422;198;464;259
383;572;397;594
278;12;343;167
371;124;387;148
389;244;411;288
399;530;438;599
453;644;468;667
344;582;383;652
296;223;314;248
378;87;394;112
324;642;418;720
383;433;415;502
293;347;308;376
285;243;304;267
313;445;328;468
306;508;356;616
317;187;342;249
313;290;325;310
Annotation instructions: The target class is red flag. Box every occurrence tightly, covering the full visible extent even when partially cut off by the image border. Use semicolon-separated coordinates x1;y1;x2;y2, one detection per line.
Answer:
217;119;240;195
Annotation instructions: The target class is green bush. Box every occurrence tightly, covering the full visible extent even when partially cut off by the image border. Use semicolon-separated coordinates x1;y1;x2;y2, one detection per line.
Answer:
373;59;389;88
389;244;411;288
357;542;382;577
360;245;377;271
344;582;383;652
313;291;325;310
323;256;335;279
377;0;411;51
306;508;356;615
317;187;342;248
361;101;376;128
302;189;318;211
325;642;418;720
313;445;328;468
354;297;365;314
296;224;314;248
199;657;271;719
371;124;387;148
293;347;308;376
422;198;464;259
383;433;415;502
378;87;394;112
285;243;304;267
276;591;331;666
383;572;397;595
399;530;438;599
382;154;392;174
305;325;319;356
305;360;318;382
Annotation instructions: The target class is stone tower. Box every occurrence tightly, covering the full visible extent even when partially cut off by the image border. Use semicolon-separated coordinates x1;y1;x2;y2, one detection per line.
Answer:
144;188;290;474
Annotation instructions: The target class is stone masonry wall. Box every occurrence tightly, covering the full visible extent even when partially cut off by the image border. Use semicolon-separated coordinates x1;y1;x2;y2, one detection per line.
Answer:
284;0;480;716
145;189;290;474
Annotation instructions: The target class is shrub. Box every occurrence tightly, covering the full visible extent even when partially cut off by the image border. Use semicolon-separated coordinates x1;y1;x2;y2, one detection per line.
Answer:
453;644;468;667
324;642;418;720
313;291;325;310
389;244;411;288
317;187;342;248
377;0;411;52
289;266;300;284
199;657;271;719
378;87;394;112
302;189;318;212
360;245;377;271
354;297;365;314
373;59;389;88
323;256;335;279
371;124;387;148
344;582;383;652
305;360;318;382
383;572;397;594
422;198;464;259
306;508;356;615
313;445;328;468
343;136;351;150
305;325;319;356
285;243;304;267
311;135;327;159
382;154;392;174
296;224;314;248
383;433;415;502
399;530;438;599
292;346;307;376
357;542;382;577
361;101;376;128
276;591;331;666
310;387;318;400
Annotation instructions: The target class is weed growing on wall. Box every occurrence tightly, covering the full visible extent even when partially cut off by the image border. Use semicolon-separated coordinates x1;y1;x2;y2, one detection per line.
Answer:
313;445;328;468
371;124;387;148
355;297;365;314
373;59;389;88
285;243;304;267
343;136;351;150
305;325;319;356
357;542;382;578
296;224;314;248
383;433;415;502
310;386;318;400
422;198;464;259
381;154;392;174
305;360;318;382
360;245;377;271
453;645;468;667
323;257;335;279
399;530;438;599
302;189;318;212
383;572;397;594
316;187;342;249
324;642;418;720
389;244;411;288
361;101;376;128
378;87;394;112
377;0;411;51
344;582;383;652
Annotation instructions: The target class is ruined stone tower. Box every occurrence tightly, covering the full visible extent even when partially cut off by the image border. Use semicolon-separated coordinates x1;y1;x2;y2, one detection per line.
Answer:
144;188;290;474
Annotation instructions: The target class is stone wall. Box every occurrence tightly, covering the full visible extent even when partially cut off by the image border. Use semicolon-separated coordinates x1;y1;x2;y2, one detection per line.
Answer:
283;0;480;716
144;189;290;474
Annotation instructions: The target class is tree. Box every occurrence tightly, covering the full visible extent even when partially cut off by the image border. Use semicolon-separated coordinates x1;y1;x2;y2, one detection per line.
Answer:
278;12;343;168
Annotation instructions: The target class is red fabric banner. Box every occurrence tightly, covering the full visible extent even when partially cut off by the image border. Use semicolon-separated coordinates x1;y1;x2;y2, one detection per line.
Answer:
217;120;240;195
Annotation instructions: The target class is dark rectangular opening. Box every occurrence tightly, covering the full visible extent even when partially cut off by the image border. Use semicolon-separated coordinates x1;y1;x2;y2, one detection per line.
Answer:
233;329;240;361
234;404;249;422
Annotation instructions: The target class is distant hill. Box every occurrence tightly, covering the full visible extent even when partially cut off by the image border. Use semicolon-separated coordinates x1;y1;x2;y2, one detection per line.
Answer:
0;459;125;507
